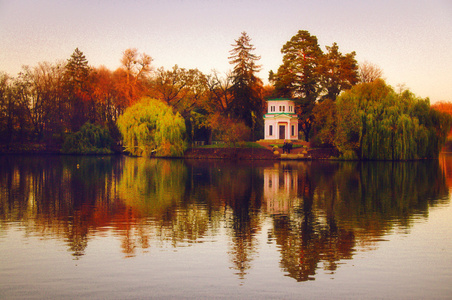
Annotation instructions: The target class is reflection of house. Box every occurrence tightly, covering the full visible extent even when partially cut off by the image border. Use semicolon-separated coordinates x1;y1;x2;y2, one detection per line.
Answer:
264;99;298;140
263;168;298;214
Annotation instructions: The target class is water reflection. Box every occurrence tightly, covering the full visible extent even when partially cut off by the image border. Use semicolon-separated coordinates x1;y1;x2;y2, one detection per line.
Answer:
0;155;450;281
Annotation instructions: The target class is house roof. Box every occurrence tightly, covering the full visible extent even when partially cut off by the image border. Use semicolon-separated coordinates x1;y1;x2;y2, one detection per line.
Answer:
266;98;294;102
264;112;298;119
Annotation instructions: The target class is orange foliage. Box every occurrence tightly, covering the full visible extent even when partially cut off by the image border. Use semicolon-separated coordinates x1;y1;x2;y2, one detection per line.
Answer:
432;101;452;136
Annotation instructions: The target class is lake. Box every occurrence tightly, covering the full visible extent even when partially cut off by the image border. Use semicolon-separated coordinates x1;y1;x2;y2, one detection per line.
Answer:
1;155;452;299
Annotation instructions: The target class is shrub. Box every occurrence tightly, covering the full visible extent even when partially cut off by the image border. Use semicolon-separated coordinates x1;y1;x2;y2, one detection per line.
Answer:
61;122;113;154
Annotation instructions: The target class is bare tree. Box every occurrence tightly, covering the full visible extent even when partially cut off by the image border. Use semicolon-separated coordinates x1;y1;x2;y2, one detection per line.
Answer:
358;61;383;83
206;70;234;114
120;48;153;85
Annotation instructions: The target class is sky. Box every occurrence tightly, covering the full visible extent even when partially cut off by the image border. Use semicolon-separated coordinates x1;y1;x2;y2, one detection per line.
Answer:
1;0;451;103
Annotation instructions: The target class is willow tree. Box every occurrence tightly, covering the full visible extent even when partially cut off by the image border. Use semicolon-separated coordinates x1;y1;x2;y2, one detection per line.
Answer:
117;97;187;157
335;79;452;160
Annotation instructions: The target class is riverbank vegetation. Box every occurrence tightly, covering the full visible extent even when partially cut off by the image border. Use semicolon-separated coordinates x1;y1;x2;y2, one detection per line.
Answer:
61;122;113;154
1;30;451;159
117;97;186;157
313;80;452;160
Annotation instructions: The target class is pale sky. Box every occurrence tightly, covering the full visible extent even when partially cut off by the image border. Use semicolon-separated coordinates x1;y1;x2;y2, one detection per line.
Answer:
1;0;451;102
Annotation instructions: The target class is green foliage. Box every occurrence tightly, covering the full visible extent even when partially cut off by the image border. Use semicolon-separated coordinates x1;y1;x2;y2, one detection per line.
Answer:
270;30;359;141
119;158;187;216
312;99;336;147
117;97;187;157
335;80;452;160
61;122;113;154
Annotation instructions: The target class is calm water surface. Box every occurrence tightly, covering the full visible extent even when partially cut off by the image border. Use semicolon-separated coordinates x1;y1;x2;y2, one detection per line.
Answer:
1;155;452;299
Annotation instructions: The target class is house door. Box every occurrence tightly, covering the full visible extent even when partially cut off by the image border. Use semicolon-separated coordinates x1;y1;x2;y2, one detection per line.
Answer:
279;125;285;140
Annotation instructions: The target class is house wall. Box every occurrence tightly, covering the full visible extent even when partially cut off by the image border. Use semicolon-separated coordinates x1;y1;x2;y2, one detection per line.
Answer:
264;118;298;140
264;99;298;140
267;100;295;114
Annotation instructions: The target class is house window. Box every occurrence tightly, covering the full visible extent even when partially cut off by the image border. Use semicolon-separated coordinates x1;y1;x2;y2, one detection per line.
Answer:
291;125;295;136
289;106;293;112
270;106;275;112
269;125;273;136
279;106;285;112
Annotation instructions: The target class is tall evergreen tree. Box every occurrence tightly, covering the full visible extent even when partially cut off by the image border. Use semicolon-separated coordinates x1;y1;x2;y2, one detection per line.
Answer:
64;48;91;132
228;32;264;131
270;30;323;141
65;48;90;85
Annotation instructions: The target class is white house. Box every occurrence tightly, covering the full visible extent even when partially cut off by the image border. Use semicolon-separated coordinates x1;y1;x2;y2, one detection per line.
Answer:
263;99;298;140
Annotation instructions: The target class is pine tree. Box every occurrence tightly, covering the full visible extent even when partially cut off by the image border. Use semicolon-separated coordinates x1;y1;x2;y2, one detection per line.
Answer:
65;48;90;86
64;48;91;132
271;30;323;141
228;32;263;130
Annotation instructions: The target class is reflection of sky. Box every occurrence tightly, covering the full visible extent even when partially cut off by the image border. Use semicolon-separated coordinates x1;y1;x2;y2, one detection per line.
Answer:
1;0;451;102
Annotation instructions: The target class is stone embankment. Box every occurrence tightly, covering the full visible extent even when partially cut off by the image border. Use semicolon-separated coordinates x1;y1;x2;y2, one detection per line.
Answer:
185;140;339;160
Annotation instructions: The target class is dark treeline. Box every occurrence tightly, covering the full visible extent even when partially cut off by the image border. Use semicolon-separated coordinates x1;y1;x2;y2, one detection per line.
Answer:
1;30;450;159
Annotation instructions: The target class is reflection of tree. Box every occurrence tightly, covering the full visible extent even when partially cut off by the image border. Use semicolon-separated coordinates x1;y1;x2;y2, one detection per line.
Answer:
266;162;355;281
1;156;449;280
273;215;355;281
0;155;121;257
439;154;452;191
117;158;226;255
118;158;187;217
185;160;265;280
332;161;449;231
267;159;449;282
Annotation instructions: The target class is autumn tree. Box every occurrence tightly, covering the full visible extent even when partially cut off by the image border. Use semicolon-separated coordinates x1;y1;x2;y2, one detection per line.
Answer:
151;65;207;117
208;113;251;146
205;70;234;115
15;62;66;141
431;101;452;118
0;72;16;142
115;48;153;108
88;66;125;142
229;32;264;131
312;99;336;147
318;43;358;101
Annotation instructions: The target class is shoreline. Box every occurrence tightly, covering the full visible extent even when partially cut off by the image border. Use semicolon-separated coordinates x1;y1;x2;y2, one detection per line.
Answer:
2;142;450;161
0;143;338;160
